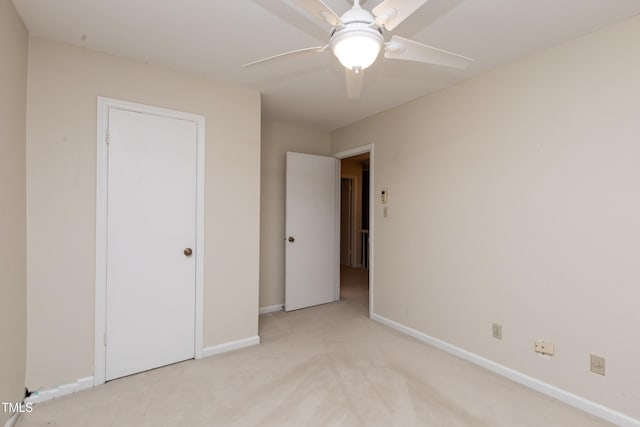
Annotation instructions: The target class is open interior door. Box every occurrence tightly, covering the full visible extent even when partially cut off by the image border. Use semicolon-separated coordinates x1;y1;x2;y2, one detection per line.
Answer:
285;152;339;311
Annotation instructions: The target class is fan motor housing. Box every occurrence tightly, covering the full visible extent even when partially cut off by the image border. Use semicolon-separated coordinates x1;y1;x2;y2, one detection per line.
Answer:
330;5;384;53
330;23;384;48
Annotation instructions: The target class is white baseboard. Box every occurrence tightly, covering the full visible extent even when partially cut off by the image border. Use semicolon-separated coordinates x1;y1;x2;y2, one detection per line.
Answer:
372;313;640;427
23;335;260;407
3;413;19;427
24;337;260;406
259;304;284;315
24;376;95;405
202;336;260;358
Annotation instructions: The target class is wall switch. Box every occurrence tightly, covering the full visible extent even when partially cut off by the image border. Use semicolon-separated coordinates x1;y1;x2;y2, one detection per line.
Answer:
534;340;554;356
590;354;605;376
492;323;502;340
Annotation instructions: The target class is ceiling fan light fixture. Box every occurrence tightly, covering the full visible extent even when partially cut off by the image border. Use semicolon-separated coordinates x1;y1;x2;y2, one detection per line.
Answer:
245;0;473;100
331;30;383;71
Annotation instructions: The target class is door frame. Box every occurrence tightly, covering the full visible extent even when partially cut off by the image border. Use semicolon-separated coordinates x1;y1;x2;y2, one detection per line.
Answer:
340;176;357;267
94;97;206;386
334;144;374;318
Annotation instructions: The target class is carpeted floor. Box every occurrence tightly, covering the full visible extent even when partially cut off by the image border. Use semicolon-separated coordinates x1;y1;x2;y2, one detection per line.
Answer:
17;267;612;426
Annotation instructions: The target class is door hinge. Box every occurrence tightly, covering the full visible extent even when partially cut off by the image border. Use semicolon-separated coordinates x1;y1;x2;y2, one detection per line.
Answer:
104;331;108;347
105;130;110;145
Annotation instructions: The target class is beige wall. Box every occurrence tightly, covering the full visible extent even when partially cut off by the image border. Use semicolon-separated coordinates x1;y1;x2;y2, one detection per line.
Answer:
341;159;363;267
26;37;261;390
0;0;28;423
260;119;331;308
332;15;640;419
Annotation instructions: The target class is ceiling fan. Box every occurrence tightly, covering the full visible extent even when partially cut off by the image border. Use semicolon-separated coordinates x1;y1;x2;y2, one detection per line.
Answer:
243;0;474;99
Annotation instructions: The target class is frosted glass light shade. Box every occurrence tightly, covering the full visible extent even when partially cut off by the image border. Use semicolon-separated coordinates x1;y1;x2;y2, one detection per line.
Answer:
332;33;382;71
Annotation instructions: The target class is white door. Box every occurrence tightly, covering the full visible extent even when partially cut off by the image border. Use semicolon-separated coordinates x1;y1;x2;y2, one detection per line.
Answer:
285;152;339;311
105;108;197;380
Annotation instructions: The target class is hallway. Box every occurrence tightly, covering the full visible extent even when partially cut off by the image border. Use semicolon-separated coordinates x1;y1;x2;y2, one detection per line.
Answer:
340;266;369;314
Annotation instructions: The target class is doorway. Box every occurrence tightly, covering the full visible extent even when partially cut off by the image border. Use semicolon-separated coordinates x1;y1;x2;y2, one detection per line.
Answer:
95;97;205;385
283;146;374;316
336;146;373;317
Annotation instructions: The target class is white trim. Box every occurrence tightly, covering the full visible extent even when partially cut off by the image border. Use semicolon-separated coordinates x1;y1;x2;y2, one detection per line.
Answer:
194;103;206;360
95;97;109;386
334;144;374;319
259;304;284;314
3;413;19;427
339;175;358;268
95;97;206;385
202;336;261;358
349;177;358;268
334;159;341;301
372;314;640;427
24;376;95;405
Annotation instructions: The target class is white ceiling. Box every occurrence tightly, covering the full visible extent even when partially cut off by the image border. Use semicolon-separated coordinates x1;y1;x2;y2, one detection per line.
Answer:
13;0;640;130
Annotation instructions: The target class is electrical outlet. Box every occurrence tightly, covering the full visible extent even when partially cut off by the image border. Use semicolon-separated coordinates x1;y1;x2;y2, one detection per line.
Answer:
492;323;502;340
590;354;605;376
534;340;554;356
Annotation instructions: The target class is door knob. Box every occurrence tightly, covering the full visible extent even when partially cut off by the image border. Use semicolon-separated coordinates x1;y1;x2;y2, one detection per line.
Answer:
288;236;295;243
184;248;193;256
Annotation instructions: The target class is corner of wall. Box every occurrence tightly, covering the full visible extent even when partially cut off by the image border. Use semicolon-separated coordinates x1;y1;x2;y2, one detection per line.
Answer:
0;0;29;425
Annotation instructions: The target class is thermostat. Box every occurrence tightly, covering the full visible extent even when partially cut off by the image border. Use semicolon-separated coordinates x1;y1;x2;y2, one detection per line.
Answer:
380;188;388;204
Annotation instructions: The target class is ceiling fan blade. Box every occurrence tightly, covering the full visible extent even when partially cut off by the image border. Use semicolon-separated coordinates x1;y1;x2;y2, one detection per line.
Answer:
289;0;343;27
345;68;364;100
384;36;474;69
373;0;429;31
242;45;327;68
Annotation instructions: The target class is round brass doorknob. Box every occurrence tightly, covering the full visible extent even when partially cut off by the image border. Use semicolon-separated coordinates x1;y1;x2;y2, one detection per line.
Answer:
288;236;295;243
184;248;193;256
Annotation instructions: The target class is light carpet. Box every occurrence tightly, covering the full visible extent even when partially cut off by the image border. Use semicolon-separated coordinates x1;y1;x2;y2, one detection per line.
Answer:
17;268;611;426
